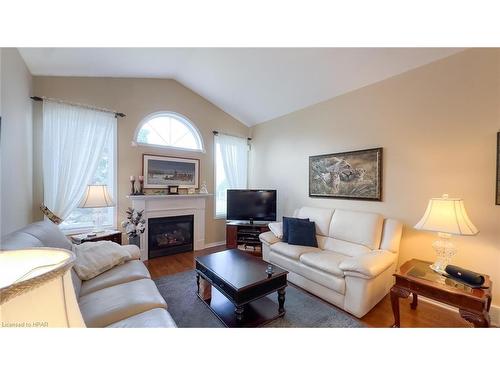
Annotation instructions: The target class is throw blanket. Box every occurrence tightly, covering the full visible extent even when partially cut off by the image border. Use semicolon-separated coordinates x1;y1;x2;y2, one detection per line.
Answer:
73;241;139;280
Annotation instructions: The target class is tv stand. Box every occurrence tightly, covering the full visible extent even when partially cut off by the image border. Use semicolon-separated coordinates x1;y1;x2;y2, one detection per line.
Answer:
226;221;270;255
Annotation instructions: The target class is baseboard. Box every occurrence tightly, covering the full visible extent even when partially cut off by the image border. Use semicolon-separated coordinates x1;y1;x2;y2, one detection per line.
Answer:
202;241;226;249
419;296;499;327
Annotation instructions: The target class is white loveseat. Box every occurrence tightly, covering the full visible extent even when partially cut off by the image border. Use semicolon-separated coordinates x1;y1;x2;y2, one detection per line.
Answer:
260;207;403;318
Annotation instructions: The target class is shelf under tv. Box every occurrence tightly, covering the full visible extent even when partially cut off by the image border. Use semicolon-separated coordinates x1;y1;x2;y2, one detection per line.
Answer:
226;221;270;255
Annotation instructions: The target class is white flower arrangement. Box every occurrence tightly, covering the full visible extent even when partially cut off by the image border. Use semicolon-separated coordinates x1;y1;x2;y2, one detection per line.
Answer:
121;208;146;238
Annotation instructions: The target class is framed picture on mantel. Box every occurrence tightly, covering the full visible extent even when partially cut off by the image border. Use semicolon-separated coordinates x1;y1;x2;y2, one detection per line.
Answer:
143;154;200;189
309;147;383;201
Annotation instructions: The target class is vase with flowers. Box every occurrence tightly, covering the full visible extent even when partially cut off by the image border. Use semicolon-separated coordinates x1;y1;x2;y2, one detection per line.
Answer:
121;207;146;247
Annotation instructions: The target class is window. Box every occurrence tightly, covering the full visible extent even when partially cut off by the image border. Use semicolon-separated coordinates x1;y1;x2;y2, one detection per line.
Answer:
59;129;117;232
135;112;204;152
215;134;249;218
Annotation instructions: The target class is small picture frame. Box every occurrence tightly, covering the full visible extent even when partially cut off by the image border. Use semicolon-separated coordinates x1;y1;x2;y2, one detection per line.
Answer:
168;185;179;195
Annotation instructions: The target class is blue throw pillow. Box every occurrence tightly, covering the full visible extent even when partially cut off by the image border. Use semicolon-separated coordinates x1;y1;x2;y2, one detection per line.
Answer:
282;217;310;243
288;220;318;247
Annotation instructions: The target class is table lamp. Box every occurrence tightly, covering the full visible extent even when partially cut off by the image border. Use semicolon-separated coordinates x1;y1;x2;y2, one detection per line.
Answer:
79;184;115;236
414;194;479;273
0;248;85;328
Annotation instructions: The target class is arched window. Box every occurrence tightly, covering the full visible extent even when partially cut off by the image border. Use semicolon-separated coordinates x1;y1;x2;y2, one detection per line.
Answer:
134;111;204;152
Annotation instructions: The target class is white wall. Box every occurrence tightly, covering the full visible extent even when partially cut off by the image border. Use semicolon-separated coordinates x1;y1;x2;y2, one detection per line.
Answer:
250;49;500;306
0;48;34;236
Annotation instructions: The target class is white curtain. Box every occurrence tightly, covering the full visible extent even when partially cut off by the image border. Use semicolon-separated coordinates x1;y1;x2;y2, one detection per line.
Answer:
215;133;248;217
43;101;116;220
219;134;248;188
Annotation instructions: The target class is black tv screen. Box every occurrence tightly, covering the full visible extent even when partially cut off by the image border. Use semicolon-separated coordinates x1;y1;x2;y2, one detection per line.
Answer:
226;189;277;222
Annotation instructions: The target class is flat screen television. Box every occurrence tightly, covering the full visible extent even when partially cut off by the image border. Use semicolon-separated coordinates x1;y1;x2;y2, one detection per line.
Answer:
226;189;277;223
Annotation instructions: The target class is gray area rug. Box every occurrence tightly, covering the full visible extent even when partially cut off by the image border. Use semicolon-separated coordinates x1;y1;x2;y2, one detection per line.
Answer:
154;270;365;328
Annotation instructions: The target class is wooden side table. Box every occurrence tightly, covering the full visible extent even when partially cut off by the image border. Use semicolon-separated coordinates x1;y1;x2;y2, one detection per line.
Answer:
70;230;123;245
391;259;492;328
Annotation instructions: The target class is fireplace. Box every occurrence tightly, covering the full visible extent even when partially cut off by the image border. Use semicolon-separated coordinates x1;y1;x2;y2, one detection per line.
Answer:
148;215;194;258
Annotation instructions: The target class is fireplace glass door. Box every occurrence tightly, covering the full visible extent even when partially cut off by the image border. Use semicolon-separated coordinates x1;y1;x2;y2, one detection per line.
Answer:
148;215;194;258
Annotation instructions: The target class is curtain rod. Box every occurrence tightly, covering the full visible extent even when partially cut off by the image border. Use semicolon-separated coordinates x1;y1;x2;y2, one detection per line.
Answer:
30;96;126;118
213;130;252;141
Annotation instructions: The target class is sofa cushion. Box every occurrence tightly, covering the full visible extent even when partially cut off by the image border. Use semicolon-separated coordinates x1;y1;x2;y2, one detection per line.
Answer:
329;209;383;249
107;308;177;328
270;241;321;260
299;251;349;278
78;278;167;328
269;252;345;295
295;207;335;237
322;238;371;257
79;260;151;297
288;220;318;247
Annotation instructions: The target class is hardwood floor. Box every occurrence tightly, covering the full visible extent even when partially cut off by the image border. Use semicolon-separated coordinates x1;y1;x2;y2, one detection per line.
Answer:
145;246;471;328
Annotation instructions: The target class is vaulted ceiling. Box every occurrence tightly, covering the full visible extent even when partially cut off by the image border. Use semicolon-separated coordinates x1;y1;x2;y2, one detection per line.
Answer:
19;48;463;126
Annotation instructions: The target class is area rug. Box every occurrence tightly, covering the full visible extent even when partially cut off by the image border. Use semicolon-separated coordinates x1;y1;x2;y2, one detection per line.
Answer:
154;270;365;328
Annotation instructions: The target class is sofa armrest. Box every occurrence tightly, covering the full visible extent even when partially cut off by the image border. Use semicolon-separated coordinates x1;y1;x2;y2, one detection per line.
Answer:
339;250;397;279
259;231;281;246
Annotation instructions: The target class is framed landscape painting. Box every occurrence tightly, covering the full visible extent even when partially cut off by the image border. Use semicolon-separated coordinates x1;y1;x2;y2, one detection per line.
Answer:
309;147;383;201
143;154;200;189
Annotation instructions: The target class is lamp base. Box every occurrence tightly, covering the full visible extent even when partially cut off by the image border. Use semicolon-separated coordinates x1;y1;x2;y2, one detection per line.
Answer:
430;232;457;274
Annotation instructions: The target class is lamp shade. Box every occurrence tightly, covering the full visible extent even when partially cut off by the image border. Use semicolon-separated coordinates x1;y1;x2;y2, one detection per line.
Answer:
0;248;85;328
79;184;114;208
414;194;479;236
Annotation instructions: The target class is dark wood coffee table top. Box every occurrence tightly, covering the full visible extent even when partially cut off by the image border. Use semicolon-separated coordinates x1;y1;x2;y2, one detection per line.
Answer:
195;249;287;291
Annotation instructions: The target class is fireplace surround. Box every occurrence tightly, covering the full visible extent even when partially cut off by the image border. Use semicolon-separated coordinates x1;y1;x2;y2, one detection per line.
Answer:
127;194;211;260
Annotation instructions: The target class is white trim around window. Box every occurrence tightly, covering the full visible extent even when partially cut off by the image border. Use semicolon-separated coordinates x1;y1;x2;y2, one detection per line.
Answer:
132;111;206;153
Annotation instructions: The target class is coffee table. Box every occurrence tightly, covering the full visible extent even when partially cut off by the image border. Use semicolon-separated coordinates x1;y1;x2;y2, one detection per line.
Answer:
195;249;288;327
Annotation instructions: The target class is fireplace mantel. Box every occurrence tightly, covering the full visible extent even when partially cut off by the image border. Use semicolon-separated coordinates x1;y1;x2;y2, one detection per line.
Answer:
127;193;213;200
127;194;212;260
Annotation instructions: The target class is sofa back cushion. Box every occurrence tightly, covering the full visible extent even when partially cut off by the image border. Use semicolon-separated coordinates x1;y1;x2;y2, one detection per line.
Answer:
379;218;403;253
322;237;371;257
1;220;73;250
328;209;383;250
1;231;44;249
295;207;335;237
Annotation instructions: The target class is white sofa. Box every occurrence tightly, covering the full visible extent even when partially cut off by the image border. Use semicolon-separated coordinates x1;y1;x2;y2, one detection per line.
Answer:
1;221;176;328
260;207;403;318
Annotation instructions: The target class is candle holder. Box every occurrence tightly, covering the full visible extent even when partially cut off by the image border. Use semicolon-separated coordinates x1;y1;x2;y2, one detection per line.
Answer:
130;180;136;195
138;180;144;195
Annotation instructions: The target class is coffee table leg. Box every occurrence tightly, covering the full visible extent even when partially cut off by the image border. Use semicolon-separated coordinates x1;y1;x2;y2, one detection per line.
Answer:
278;288;286;314
235;306;245;321
196;273;200;294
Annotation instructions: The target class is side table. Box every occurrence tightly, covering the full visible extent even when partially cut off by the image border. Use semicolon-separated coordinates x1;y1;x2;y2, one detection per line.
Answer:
70;230;123;245
391;259;492;328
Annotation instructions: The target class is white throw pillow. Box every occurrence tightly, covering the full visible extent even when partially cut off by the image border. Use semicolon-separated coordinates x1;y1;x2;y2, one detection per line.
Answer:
268;222;283;239
72;241;132;280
